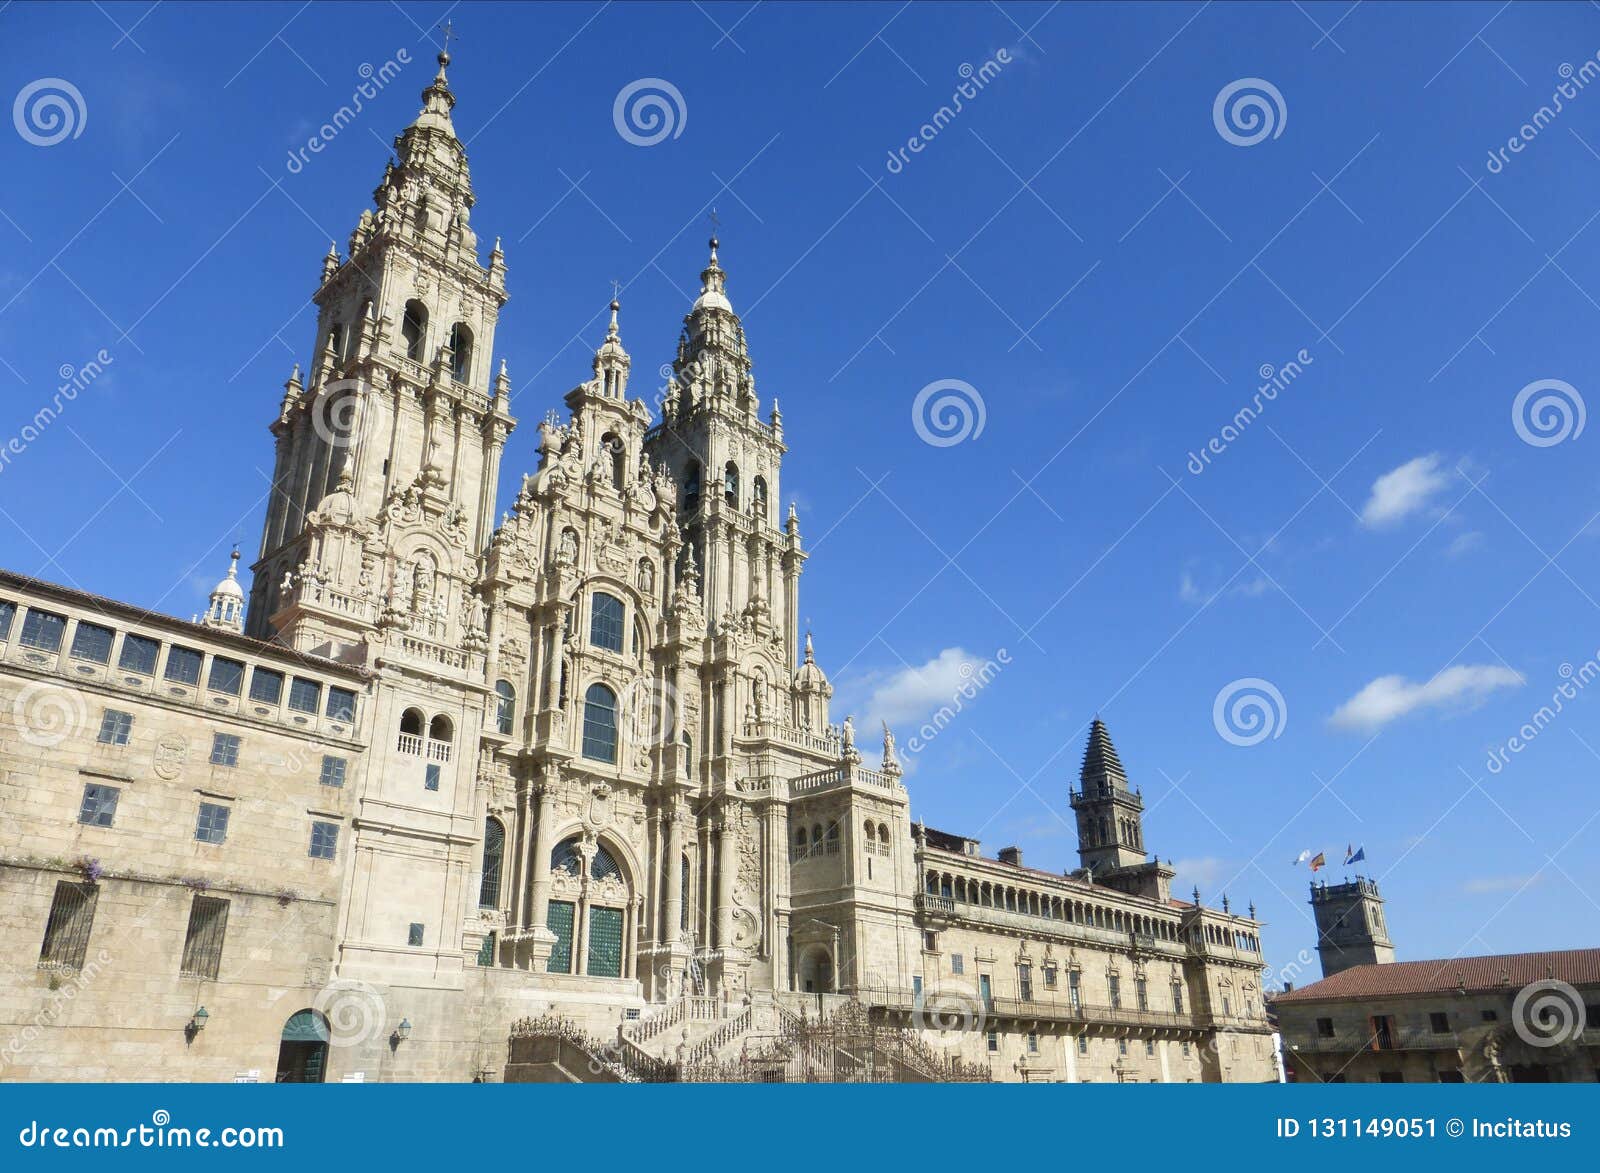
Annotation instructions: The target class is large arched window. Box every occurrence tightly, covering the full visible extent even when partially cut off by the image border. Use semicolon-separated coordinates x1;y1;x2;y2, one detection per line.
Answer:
546;836;631;978
752;475;768;521
480;818;505;909
590;593;624;652
582;683;618;762
449;322;474;383
402;300;428;361
494;680;516;736
683;461;701;515
724;462;740;508
591;842;622;882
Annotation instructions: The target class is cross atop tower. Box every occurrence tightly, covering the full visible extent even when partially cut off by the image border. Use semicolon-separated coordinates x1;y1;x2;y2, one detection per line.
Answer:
438;19;457;55
708;206;721;237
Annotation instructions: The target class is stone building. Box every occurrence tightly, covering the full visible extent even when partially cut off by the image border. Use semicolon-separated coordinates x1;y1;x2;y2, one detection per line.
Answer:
1274;878;1597;1082
0;52;1274;1084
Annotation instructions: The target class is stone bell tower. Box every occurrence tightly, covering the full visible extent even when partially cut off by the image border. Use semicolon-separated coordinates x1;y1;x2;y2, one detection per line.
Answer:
1311;876;1395;978
1070;719;1173;902
248;48;514;659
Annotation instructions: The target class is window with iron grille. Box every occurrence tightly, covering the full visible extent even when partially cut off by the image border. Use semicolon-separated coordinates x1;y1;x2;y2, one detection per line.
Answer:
39;881;98;969
180;895;229;979
325;687;356;722
118;634;159;675
248;668;284;704
477;931;495;967
19;609;66;652
288;677;321;714
547;901;575;973
309;821;338;860
97;709;133;746
479;819;504;909
207;657;245;696
210;733;240;767
78;783;119;827
164;645;203;686
587;906;623;977
195;802;230;844
319;756;346;788
70;622;115;664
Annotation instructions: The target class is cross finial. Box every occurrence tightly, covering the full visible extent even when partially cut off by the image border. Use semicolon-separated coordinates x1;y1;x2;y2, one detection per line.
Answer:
439;19;457;53
709;206;721;235
610;278;621;302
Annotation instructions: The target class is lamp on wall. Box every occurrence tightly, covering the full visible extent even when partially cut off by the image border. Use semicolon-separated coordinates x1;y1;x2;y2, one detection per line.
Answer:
390;1018;412;1048
185;1006;209;1042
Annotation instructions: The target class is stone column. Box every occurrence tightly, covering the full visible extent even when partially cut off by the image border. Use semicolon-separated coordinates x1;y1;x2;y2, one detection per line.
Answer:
516;781;538;928
663;805;683;940
529;782;556;928
715;819;735;949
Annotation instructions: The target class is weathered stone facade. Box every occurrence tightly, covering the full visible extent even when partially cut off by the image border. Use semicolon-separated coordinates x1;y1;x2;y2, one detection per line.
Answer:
0;53;1275;1084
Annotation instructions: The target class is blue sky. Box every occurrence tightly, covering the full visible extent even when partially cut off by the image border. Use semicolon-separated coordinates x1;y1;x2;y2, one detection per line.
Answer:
3;0;1599;976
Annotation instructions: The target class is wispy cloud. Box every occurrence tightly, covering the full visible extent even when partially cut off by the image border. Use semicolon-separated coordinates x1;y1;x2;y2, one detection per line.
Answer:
1360;453;1450;528
1329;664;1524;731
1462;873;1542;895
835;646;990;732
1446;530;1484;558
1173;856;1231;891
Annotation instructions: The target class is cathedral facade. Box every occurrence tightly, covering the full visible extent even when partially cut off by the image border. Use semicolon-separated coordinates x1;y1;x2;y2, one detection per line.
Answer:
0;54;1275;1084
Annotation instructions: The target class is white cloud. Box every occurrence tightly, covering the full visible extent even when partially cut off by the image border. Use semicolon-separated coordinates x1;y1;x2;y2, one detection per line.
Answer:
1329;664;1524;731
1360;453;1450;528
1173;856;1230;891
834;647;997;742
1462;873;1542;895
1446;530;1484;558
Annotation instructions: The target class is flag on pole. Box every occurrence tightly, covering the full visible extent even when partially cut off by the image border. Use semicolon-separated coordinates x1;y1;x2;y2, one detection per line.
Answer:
1292;850;1310;867
1344;845;1365;866
1309;852;1327;873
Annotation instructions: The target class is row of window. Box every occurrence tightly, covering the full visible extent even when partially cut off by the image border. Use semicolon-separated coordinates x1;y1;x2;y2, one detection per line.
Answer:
0;600;355;721
40;882;230;979
923;868;1186;943
74;779;343;857
680;461;770;520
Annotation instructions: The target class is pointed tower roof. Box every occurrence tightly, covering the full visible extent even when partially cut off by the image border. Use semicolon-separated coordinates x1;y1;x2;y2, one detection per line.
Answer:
1079;718;1129;792
410;49;458;135
691;236;733;315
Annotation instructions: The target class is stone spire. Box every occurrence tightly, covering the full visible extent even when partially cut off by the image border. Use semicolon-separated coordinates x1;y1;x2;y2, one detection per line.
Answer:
673;236;757;416
201;549;246;634
410;48;458;136
591;297;630;399
1079;717;1130;795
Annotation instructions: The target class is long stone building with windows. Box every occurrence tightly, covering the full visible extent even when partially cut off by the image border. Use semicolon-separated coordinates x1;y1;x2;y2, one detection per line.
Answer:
0;52;1275;1084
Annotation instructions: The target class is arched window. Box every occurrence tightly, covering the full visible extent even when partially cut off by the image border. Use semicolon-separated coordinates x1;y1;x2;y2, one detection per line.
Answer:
724;462;739;508
752;475;768;520
825;821;840;855
402;300;428;361
449;322;474;383
591;843;622;882
683;461;701;514
398;707;424;753
329;321;347;361
428;714;453;743
551;838;584;875
582;683;618;762
480;818;505;908
590;593;624;652
494;680;516;736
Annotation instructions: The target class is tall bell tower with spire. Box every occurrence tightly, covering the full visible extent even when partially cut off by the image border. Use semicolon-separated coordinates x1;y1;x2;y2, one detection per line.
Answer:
1070;719;1174;902
248;47;514;658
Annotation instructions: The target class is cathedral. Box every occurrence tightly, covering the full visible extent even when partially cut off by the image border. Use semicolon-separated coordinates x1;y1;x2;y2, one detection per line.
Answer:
0;52;1275;1083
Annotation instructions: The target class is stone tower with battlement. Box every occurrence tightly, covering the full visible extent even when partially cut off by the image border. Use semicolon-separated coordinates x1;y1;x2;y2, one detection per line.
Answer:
1311;876;1396;977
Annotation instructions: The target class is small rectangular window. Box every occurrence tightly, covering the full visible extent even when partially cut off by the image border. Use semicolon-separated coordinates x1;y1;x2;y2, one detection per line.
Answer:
425;763;441;791
325;686;356;722
923;931;938;953
1078;1035;1088;1055
118;634;159;675
288;677;321;714
164;645;203;686
70;622;115;664
207;657;245;695
986;1031;998;1053
0;599;15;640
1429;1011;1450;1034
1145;1039;1155;1057
1317;1016;1335;1038
1027;1032;1038;1054
249;668;284;704
195;802;230;844
78;783;119;827
1044;965;1058;989
407;923;425;947
319;756;347;788
950;953;964;975
97;709;133;746
180;895;229;979
19;609;66;652
309;821;338;859
1481;1009;1498;1022
1117;1038;1128;1056
912;975;923;999
209;732;241;767
39;882;98;969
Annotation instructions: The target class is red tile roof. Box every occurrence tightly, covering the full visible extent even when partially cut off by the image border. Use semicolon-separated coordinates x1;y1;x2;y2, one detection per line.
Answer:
1273;948;1600;1003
